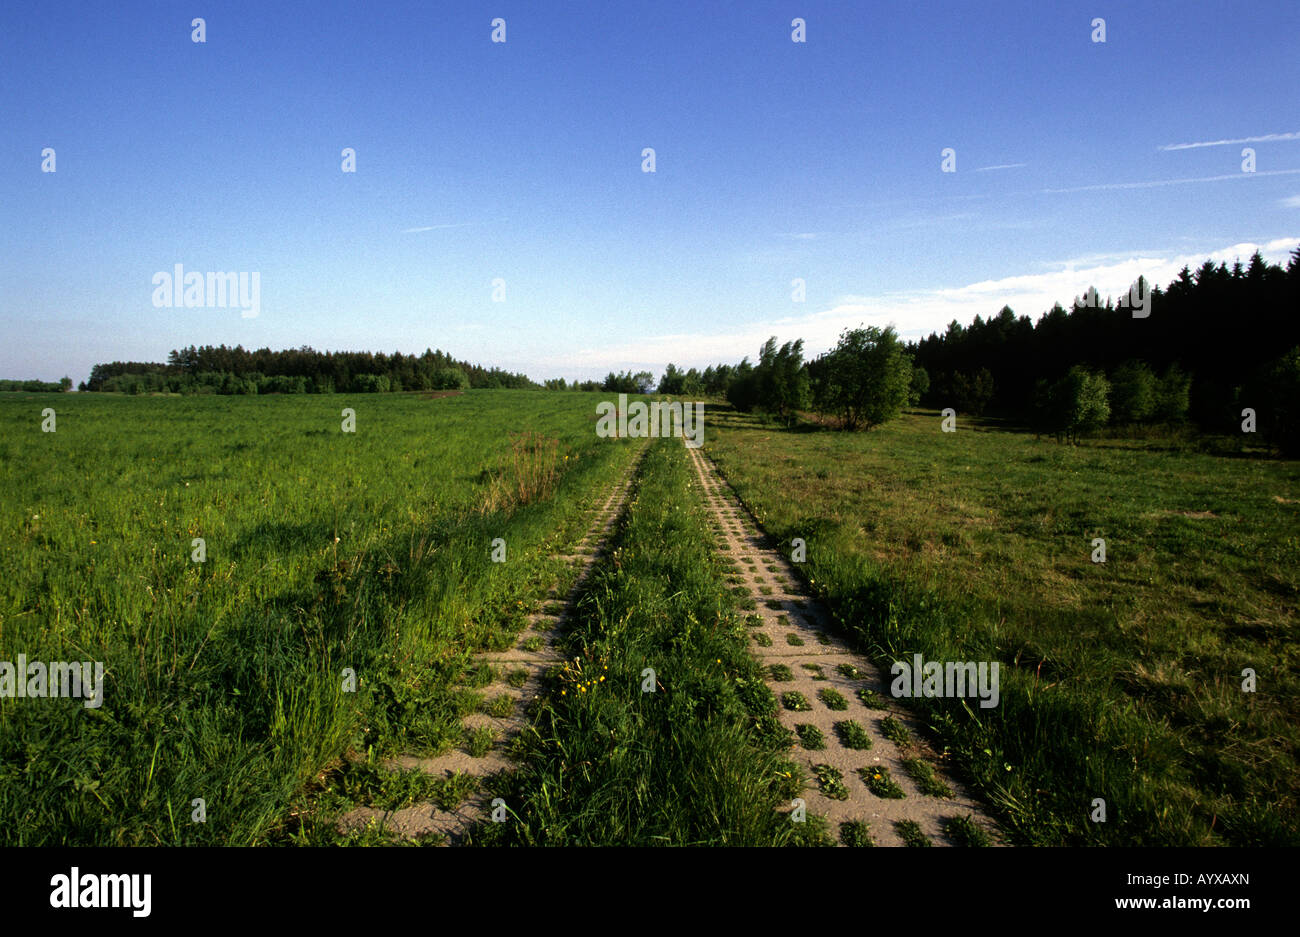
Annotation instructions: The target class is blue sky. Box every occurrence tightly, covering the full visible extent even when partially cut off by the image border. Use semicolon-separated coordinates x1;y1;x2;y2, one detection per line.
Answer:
3;0;1298;385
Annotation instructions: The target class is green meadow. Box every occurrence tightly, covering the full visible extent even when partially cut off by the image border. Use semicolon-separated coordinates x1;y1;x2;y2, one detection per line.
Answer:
704;405;1300;845
3;390;1296;846
0;390;637;844
471;438;816;846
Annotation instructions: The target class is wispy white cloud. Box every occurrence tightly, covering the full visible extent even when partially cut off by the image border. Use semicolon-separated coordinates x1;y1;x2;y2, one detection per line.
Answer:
777;232;822;240
1160;131;1300;151
1028;249;1164;268
1041;168;1300;194
1282;195;1300;208
813;238;1300;343
401;222;476;233
973;163;1027;172
541;238;1300;375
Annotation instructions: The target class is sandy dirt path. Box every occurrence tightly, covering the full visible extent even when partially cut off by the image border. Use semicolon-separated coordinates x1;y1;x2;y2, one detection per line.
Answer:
338;444;646;843
686;442;1001;846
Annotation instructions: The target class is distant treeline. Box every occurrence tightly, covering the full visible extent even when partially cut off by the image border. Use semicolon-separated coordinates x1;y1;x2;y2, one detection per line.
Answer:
56;247;1300;455
662;247;1300;454
547;370;655;394
82;345;535;394
0;377;72;392
908;249;1300;433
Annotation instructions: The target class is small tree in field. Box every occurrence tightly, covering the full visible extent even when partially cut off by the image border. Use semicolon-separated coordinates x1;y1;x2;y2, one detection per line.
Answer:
812;325;912;430
1039;366;1111;443
758;337;809;425
1075;369;1111;437
1109;361;1158;425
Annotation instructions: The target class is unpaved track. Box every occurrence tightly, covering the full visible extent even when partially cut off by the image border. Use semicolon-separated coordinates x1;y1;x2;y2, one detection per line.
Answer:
338;444;646;843
686;443;1001;846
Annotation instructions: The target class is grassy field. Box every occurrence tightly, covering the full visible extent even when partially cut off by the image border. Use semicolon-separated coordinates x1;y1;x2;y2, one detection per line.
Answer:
6;389;1295;846
704;405;1300;845
0;390;638;844
470;438;821;846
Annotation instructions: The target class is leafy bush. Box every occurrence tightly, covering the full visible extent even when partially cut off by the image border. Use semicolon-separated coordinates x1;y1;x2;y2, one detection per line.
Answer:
1109;361;1157;424
1036;366;1110;443
351;373;391;393
430;367;470;391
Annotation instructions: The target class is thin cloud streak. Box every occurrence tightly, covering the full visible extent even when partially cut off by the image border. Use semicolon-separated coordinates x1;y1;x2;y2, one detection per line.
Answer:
1161;131;1300;151
973;163;1027;172
1041;168;1300;194
401;223;477;233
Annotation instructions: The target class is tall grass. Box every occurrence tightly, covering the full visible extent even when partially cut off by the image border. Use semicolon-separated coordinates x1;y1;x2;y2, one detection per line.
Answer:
0;390;636;844
479;431;563;513
704;404;1300;845
469;439;820;846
